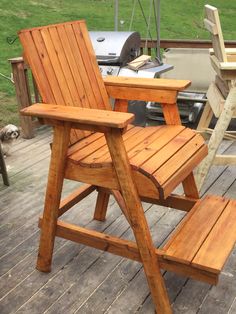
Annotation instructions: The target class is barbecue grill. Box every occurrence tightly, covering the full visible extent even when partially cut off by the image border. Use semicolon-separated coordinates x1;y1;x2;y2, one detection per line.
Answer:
89;31;141;77
89;31;173;126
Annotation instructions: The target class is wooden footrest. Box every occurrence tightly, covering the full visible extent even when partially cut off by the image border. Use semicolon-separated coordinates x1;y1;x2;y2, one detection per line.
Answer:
163;195;236;274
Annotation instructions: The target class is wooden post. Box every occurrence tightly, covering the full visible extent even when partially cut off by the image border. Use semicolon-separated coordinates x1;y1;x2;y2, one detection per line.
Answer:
0;145;10;186
196;86;236;189
9;57;34;139
105;128;172;314
93;189;110;221
37;123;71;272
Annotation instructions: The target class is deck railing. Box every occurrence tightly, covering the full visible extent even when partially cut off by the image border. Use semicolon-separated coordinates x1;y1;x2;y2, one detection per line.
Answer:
10;39;236;138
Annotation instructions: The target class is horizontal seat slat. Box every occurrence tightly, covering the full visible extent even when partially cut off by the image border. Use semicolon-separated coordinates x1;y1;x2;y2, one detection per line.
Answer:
67;125;207;199
192;199;236;273
163;195;229;265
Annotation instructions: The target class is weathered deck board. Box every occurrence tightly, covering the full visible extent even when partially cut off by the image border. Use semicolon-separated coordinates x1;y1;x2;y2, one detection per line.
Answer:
0;126;235;314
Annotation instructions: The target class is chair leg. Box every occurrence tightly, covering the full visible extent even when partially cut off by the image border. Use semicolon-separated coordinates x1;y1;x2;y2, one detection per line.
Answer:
93;189;110;221
37;124;71;272
196;86;236;190
105;129;172;314
182;172;199;198
196;101;214;133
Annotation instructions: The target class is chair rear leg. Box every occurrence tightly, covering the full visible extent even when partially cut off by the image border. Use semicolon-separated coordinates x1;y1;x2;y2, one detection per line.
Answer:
93;189;110;221
182;172;200;198
37;124;71;272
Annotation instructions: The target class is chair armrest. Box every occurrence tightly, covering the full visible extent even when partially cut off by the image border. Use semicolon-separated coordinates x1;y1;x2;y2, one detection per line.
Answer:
21;103;134;129
103;76;191;104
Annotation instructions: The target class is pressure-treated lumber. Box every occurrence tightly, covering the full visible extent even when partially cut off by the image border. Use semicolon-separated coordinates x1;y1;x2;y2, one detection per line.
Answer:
196;5;236;189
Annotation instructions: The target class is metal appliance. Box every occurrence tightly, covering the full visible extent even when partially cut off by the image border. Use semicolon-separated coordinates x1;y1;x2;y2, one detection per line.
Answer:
89;31;141;77
89;31;173;126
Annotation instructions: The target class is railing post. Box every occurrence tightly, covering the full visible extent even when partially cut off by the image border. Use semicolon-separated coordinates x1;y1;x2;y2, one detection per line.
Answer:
9;57;34;139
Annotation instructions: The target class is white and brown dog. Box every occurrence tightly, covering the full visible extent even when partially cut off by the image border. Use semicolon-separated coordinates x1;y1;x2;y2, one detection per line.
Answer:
0;124;20;156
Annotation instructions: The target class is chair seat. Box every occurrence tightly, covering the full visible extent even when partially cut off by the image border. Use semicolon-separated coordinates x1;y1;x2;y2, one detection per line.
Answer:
66;125;207;199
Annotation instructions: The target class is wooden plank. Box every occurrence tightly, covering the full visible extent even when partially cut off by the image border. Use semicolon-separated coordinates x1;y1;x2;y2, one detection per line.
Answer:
131;125;185;169
163;195;229;265
47;26;86;108
213;155;236;165
11;60;34;139
58;184;96;217
105;85;178;104
21;103;134;128
161;103;181;125
154;134;206;186
207;82;225;118
70;125;140;165
93;189;110;221
105;128;172;313
104;76;191;91
141;128;196;175
81;126;158;167
204;18;218;35
18;31;56;103
58;24;96;109
192;199;236;273
74;22;111;110
205;4;227;62
36;123;71;272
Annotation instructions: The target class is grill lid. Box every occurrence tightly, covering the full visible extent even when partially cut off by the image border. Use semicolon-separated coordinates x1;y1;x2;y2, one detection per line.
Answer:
89;31;141;65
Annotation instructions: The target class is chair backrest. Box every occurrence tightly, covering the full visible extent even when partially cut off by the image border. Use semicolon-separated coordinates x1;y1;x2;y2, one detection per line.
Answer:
18;20;111;144
204;4;227;62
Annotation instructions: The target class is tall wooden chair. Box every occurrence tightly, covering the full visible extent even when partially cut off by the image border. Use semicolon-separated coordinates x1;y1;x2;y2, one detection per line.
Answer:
196;4;236;189
19;21;236;313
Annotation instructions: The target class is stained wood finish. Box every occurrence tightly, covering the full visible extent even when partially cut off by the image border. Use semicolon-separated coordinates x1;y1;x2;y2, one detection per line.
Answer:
18;19;236;314
36;123;71;272
58;184;96;217
19;20;111;145
21;103;134;129
38;217;219;285
163;195;236;274
105;128;172;314
66;125;207;199
93;189;110;221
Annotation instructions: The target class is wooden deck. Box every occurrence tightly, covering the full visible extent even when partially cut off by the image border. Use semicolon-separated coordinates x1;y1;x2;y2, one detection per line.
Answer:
0;125;235;314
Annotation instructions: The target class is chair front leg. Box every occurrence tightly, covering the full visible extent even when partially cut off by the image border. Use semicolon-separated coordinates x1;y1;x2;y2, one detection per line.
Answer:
37;122;71;272
105;128;172;314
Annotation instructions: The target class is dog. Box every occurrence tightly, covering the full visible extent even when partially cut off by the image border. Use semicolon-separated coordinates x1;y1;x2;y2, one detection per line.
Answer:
0;124;20;156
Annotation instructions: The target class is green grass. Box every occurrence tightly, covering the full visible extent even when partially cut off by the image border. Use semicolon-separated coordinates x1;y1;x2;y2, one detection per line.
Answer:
0;0;236;127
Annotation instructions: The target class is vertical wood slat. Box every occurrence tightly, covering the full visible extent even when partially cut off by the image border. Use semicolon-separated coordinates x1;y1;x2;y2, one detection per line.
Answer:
40;28;74;106
55;25;91;109
76;22;111;110
205;5;227;62
46;27;83;108
10;58;34;139
18;20;112;144
18;31;56;104
31;29;65;105
31;28;82;142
